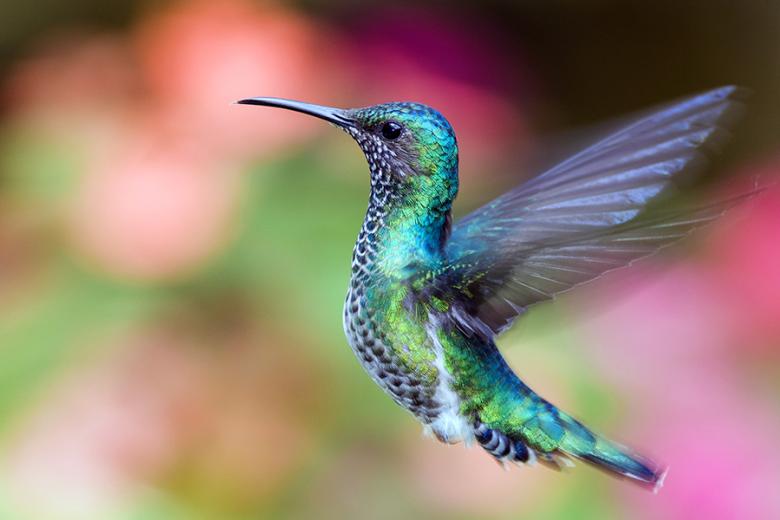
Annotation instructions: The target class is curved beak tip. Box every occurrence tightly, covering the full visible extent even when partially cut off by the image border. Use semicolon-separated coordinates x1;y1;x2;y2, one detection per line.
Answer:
234;97;355;128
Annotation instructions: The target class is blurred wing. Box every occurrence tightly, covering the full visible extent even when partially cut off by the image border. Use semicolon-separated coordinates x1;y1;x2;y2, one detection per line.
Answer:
441;86;748;336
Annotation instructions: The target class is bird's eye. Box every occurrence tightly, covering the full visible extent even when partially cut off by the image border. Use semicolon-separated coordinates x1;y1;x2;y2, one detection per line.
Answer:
381;121;403;140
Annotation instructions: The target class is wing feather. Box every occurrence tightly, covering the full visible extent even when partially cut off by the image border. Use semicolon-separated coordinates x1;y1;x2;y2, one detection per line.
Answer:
440;86;753;336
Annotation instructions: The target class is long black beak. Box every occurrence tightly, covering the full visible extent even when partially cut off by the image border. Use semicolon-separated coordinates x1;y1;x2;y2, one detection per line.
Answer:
236;97;355;128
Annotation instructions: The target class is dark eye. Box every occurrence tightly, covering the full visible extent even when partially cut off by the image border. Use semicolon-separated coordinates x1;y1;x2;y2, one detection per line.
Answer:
381;121;403;140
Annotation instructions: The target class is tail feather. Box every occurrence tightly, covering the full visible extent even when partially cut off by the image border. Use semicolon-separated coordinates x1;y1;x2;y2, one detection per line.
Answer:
452;323;667;490
555;411;666;491
474;410;667;492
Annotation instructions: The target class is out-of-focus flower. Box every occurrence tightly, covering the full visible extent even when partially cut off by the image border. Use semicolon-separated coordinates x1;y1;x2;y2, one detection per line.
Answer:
68;132;240;280
134;0;349;157
3;0;354;282
623;385;780;520
583;265;737;394
705;162;780;348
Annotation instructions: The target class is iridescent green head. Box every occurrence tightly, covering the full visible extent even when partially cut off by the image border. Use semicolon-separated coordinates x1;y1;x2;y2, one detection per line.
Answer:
347;103;458;181
236;98;459;210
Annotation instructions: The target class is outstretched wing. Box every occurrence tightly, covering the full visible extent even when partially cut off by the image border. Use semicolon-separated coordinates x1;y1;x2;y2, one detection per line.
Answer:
440;86;749;337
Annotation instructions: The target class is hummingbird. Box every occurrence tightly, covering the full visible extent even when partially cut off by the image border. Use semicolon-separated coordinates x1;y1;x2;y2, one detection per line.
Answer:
238;86;747;491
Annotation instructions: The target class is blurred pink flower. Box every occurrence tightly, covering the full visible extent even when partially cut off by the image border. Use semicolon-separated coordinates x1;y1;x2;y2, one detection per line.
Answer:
583;265;738;393
68;131;239;280
619;371;780;520
3;0;360;281
134;0;349;157
705;165;780;347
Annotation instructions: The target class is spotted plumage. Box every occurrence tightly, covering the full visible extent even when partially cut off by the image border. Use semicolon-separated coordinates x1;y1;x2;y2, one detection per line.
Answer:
238;87;751;491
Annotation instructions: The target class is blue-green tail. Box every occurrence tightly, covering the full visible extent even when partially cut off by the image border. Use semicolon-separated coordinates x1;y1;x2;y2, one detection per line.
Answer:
442;320;666;490
555;410;667;491
475;405;667;492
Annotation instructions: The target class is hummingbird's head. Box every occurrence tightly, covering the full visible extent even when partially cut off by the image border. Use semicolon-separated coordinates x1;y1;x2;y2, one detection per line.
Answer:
236;98;459;205
345;102;458;180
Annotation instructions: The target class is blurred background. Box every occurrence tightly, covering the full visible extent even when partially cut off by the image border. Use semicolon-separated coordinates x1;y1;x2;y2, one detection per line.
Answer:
0;1;779;518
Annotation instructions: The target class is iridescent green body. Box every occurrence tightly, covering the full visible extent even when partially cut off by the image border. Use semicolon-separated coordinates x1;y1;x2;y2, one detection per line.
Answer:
240;87;747;490
342;104;646;470
342;104;458;427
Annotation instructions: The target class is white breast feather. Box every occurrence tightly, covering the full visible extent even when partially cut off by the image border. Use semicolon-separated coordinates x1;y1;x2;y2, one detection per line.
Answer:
424;318;474;446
